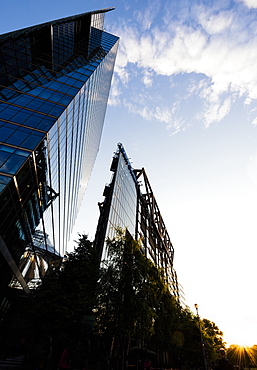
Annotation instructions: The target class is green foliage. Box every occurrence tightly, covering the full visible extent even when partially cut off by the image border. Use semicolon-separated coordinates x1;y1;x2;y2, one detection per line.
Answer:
24;231;226;369
95;229;226;368
26;234;98;342
201;319;224;362
96;230;167;342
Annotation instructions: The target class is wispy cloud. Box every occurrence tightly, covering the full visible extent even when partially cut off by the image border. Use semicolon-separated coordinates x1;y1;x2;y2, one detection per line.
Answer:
134;0;161;31
109;0;257;130
141;70;154;87
197;10;234;35
124;98;173;123
108;75;121;106
252;117;257;126
236;0;257;9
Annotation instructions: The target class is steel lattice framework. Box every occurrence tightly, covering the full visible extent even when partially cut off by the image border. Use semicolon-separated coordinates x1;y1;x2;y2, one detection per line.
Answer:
134;168;179;299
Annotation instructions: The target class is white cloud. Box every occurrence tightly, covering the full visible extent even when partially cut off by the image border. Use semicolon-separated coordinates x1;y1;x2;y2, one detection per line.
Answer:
114;65;129;85
122;93;186;134
197;10;234;34
244;97;252;105
134;0;160;31
251;117;257;126
124;99;173;124
108;75;121;106
236;0;257;9
200;97;232;127
141;70;154;87
166;116;185;135
111;1;257;127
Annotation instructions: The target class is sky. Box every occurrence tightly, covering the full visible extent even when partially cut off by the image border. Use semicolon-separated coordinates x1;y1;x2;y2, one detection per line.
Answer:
1;0;257;348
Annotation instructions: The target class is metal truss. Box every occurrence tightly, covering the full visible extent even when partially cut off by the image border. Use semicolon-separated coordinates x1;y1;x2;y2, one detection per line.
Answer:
134;168;179;299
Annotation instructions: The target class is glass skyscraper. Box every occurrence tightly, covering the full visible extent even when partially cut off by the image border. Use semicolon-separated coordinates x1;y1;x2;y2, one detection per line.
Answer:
0;9;119;305
95;143;180;301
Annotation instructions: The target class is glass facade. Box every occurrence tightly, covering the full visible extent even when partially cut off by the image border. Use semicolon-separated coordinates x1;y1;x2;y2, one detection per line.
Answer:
101;145;138;261
0;9;119;300
95;143;180;300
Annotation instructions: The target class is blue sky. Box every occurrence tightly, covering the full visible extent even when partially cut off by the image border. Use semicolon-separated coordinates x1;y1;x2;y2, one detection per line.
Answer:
1;0;257;346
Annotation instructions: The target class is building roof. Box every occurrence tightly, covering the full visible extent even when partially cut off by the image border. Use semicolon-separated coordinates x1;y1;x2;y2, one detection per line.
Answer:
0;8;115;41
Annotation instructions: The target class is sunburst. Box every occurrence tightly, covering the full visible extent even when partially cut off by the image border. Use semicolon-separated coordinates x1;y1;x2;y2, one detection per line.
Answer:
228;345;257;368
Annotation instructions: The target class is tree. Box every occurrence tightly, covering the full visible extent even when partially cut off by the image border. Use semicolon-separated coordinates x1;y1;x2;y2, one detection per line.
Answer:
96;229;168;369
22;231;226;370
24;234;99;367
201;318;224;363
95;229;226;370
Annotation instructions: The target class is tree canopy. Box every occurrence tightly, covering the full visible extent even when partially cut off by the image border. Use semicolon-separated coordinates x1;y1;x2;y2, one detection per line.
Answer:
26;234;99;343
24;231;226;370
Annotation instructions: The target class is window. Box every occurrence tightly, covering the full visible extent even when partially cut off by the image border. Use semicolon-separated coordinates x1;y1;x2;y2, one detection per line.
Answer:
0;153;25;174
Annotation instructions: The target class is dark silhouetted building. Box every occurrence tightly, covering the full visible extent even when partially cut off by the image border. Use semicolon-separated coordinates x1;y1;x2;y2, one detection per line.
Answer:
95;143;180;300
0;9;119;321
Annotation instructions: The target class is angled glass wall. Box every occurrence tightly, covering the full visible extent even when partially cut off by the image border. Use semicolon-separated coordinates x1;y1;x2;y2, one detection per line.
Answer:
99;145;138;261
0;9;119;300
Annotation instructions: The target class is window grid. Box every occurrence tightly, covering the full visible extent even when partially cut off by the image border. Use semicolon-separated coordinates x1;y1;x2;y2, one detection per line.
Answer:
0;10;118;262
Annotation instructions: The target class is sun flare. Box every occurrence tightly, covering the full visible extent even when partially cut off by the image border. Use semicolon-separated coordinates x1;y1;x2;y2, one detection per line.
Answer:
227;344;257;368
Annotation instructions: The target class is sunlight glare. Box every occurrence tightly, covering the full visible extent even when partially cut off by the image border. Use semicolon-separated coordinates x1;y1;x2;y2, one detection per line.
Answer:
227;344;257;368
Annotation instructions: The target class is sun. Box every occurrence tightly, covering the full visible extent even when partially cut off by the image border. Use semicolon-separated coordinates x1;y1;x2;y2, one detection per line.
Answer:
227;344;257;368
